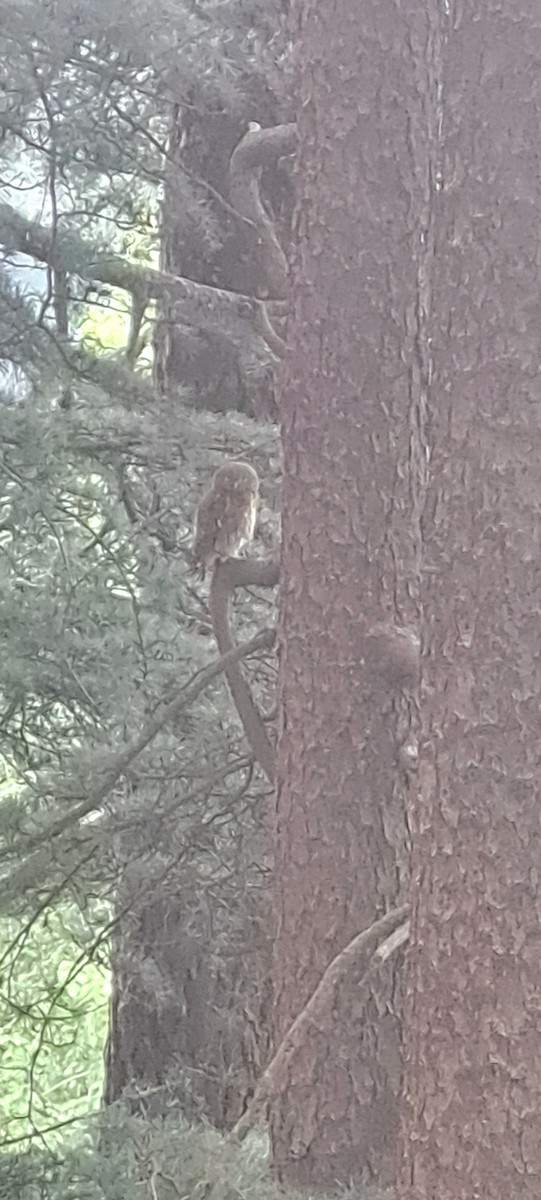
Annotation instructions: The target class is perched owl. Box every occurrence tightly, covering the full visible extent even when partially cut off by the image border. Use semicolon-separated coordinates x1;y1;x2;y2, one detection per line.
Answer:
192;461;259;570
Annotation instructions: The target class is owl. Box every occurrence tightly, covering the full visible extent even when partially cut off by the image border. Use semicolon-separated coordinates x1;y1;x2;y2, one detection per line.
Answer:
192;461;259;570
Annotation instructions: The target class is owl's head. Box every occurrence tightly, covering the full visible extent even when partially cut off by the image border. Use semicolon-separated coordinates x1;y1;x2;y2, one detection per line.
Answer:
213;462;259;492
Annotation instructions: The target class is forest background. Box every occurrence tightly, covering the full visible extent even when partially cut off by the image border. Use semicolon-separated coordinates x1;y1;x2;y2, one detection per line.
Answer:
1;3;541;1200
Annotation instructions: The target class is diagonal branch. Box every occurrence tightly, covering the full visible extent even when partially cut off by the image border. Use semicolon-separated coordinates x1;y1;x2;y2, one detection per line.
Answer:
232;904;410;1141
0;199;278;348
0;627;275;882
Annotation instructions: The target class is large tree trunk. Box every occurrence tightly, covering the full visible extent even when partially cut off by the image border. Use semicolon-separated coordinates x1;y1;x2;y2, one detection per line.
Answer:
271;0;428;1188
399;5;541;1199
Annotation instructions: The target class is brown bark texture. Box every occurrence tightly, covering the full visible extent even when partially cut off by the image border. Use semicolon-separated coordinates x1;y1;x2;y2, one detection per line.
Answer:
154;65;293;417
272;0;431;1187
104;848;272;1128
399;4;541;1199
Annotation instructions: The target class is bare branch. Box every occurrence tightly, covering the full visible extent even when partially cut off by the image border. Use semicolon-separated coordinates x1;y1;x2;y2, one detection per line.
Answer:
374;918;410;963
232;903;410;1141
229;123;296;300
0;199;277;348
211;557;280;590
209;559;278;783
253;302;288;360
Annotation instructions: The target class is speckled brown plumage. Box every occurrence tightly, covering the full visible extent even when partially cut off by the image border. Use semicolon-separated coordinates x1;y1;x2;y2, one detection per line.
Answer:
192;462;259;569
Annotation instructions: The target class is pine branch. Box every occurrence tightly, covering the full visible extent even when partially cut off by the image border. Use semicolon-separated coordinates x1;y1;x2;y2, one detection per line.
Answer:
0;199;278;347
0;628;275;899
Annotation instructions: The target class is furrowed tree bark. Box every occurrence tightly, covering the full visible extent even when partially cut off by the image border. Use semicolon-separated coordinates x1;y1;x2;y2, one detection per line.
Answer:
399;5;541;1199
272;0;428;1187
234;904;409;1142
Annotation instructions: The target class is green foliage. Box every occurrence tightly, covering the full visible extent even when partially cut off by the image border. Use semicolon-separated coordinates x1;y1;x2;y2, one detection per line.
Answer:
0;1107;394;1200
0;0;285;1181
0;906;109;1148
0;0;283;900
